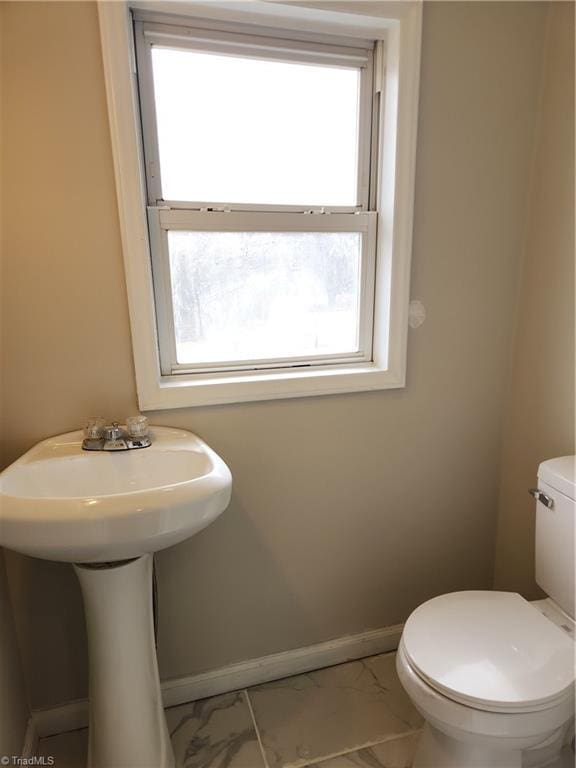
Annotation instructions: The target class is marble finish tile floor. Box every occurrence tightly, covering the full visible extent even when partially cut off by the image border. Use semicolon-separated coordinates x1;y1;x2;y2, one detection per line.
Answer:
36;651;422;768
166;691;263;768
248;652;422;768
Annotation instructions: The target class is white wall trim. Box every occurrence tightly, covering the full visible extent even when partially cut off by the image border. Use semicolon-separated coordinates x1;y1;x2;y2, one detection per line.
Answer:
161;622;403;707
130;1;417;39
21;717;39;759
32;623;402;738
97;0;422;410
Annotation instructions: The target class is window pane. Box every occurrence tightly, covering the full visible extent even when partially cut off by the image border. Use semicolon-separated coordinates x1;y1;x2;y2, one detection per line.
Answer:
151;48;360;206
168;231;362;365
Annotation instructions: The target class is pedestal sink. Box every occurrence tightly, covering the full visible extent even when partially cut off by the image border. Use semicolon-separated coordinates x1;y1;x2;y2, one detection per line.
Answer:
0;427;232;768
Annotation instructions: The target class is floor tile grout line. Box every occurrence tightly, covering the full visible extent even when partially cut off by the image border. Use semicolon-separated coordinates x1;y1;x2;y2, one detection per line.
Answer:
280;729;423;768
244;688;271;768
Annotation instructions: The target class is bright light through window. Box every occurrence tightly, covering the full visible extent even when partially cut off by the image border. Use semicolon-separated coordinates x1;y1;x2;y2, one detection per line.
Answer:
168;230;362;365
151;47;361;206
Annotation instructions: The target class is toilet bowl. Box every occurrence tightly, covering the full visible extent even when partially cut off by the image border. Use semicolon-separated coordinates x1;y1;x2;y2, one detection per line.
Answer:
397;457;575;768
396;594;574;768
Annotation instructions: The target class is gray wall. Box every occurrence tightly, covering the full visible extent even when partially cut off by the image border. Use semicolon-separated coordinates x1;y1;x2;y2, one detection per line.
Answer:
1;2;551;710
494;2;575;595
0;552;29;752
0;4;30;750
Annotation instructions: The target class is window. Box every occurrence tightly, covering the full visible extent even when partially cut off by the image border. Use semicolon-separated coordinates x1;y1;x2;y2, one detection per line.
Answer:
135;16;377;376
97;2;422;408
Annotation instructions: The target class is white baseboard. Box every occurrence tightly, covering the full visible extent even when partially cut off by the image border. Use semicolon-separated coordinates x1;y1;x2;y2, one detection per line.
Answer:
161;622;403;708
21;716;39;758
32;623;403;738
32;700;89;740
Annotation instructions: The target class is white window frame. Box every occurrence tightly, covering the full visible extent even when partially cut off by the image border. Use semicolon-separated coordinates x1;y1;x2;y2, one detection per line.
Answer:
97;1;422;409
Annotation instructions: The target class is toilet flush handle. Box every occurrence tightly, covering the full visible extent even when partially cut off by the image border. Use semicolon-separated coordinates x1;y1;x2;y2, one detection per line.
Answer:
528;488;554;509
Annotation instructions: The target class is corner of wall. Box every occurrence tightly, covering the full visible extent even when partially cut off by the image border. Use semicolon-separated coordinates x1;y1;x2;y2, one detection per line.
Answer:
493;2;575;595
0;550;31;756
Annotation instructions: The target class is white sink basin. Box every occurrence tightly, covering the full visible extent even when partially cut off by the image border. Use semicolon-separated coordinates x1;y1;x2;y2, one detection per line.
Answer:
0;426;232;563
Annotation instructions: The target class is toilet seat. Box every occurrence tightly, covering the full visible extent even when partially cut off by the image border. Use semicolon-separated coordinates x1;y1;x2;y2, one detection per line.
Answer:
402;591;575;714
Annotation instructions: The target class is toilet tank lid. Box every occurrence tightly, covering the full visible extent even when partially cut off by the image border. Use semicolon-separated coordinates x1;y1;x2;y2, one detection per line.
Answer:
538;456;576;500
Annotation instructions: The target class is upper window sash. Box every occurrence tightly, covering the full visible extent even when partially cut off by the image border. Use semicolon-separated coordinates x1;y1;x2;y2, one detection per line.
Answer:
133;15;375;211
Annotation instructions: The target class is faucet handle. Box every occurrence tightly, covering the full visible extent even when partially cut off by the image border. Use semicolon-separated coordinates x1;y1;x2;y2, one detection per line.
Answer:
84;417;105;439
126;415;149;438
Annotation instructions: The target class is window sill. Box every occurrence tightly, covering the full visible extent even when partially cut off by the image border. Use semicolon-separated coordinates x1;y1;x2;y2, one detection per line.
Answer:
139;361;405;409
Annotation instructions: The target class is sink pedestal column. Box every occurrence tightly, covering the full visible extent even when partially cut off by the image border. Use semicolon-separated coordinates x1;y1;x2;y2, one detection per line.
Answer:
74;555;175;768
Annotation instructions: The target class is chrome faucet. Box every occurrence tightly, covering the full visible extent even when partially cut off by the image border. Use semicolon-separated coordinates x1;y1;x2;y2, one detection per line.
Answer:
82;417;152;452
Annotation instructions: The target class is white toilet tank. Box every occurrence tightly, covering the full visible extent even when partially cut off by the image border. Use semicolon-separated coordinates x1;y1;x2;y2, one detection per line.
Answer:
535;456;575;619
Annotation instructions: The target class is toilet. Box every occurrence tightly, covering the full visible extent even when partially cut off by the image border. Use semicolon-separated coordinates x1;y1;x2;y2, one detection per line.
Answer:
397;456;575;768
